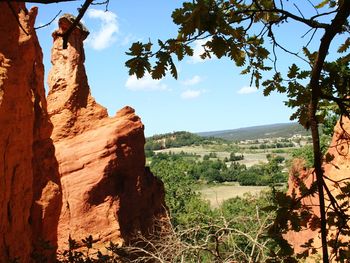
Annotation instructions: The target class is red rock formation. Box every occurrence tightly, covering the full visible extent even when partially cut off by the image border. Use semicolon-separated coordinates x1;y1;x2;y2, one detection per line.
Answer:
285;119;350;260
283;159;320;256
0;4;61;262
47;15;166;252
48;14;108;141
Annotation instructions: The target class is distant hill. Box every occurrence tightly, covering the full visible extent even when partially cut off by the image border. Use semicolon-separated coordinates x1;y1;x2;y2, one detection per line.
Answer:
145;131;225;150
197;123;310;141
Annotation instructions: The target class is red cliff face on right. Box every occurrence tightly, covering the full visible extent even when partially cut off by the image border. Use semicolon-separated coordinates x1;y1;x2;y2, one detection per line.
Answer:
47;15;166;252
285;119;350;261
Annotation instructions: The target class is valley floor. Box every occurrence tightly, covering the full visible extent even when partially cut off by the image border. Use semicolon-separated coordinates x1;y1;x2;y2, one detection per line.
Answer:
198;183;269;208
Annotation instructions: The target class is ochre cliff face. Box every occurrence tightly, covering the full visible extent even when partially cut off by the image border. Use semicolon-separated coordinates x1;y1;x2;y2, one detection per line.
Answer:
285;119;350;260
0;4;61;262
48;15;108;141
283;159;321;256
47;15;166;252
0;7;165;262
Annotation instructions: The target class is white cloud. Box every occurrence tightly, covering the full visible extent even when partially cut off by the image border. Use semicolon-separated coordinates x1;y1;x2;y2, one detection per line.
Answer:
237;86;257;95
181;75;202;86
125;74;168;91
189;39;216;64
181;89;202;99
87;9;119;50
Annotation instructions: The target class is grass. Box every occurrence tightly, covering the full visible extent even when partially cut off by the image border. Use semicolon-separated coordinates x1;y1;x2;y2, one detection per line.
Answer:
155;145;294;167
198;183;269;208
152;142;293;209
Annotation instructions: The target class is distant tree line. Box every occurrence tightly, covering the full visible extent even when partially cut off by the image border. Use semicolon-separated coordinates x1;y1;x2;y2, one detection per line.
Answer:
145;131;226;150
249;142;294;150
150;152;286;186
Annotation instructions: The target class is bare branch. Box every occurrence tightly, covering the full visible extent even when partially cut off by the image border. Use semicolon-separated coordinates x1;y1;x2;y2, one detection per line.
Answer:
305;28;318;48
232;7;329;29
56;0;93;49
266;22;310;65
35;10;62;30
293;3;304;19
310;10;338;21
306;0;319;15
91;0;109;11
309;2;350;98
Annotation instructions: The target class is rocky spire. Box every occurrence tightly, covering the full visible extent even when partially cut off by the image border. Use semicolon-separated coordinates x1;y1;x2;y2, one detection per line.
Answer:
47;14;108;141
46;14;167;253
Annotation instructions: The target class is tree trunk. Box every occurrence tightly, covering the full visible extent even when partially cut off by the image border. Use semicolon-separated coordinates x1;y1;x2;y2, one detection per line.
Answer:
309;104;329;263
308;2;350;261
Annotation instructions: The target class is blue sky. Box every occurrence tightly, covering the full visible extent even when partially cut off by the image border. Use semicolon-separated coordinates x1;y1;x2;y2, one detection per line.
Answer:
28;1;330;136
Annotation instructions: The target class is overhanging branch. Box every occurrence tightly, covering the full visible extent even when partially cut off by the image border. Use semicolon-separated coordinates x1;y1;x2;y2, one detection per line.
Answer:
56;0;92;49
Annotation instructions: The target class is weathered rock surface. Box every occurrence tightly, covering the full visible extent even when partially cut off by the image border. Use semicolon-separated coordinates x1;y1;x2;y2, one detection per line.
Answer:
0;4;61;262
285;119;350;260
283;159;321;256
48;14;108;141
47;15;166;252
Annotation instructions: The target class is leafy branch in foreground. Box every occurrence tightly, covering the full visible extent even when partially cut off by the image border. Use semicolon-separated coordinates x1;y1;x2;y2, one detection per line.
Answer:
126;1;350;262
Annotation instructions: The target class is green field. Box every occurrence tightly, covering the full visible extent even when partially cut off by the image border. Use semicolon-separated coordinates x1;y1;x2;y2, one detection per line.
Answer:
155;145;292;167
149;129;310;209
198;183;269;208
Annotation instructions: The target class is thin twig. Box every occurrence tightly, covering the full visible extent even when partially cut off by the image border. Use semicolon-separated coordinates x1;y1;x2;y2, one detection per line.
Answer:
35;10;62;30
306;0;319;15
58;0;93;49
91;0;109;11
293;3;304;19
305;28;318;48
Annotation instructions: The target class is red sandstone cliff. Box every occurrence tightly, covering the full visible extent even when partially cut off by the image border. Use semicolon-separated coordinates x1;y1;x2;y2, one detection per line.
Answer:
285;119;350;260
46;15;166;253
0;4;62;262
0;7;165;262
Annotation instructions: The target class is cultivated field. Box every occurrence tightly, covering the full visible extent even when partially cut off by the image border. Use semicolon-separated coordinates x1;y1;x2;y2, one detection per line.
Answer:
155;145;292;167
198;183;269;208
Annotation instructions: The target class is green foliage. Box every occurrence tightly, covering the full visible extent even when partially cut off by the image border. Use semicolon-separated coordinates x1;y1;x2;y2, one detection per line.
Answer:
145;131;225;150
218;192;277;260
53;150;289;262
55;192;278;262
258;141;294;149
202;154;210;161
144;149;155;158
290;145;314;168
151;151;287;186
291;133;332;168
229;152;244;161
124;0;350;261
150;154;208;226
237;157;286;186
193;158;228;182
318;103;339;151
125;42;152;78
